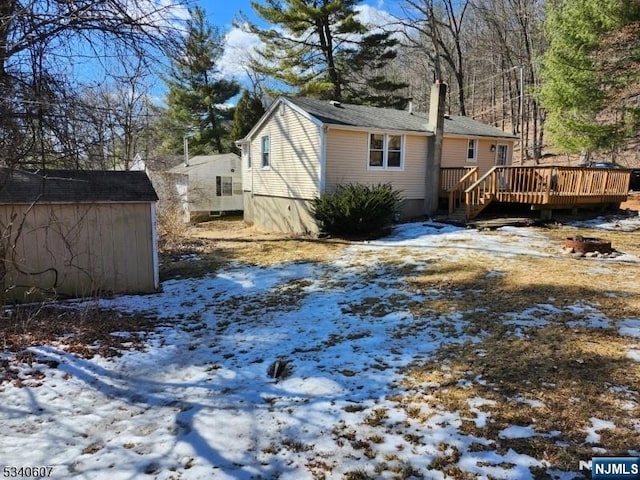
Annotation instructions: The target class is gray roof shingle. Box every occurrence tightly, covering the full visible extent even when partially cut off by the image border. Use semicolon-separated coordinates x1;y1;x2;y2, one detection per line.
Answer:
285;97;517;139
0;169;159;204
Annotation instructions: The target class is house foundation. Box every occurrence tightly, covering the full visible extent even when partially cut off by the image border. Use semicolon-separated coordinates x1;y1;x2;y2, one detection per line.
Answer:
243;193;319;235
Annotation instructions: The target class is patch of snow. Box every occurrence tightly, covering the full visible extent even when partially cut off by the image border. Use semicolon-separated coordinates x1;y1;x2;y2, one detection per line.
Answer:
627;350;640;362
513;397;545;408
499;425;537;439
619;319;640;338
458;448;542;479
585;417;616;444
565;302;611;329
570;214;640;232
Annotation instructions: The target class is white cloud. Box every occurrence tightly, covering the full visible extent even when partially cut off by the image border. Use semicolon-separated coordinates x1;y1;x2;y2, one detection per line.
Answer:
355;3;396;27
220;26;263;79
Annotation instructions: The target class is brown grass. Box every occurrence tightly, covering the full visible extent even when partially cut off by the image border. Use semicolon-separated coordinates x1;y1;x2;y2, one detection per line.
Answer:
160;219;347;280
390;223;640;474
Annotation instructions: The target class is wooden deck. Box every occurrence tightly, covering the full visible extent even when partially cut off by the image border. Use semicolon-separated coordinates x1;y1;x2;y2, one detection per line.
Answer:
440;166;632;220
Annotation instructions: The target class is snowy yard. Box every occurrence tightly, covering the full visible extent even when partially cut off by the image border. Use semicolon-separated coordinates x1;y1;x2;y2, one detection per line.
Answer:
2;215;640;479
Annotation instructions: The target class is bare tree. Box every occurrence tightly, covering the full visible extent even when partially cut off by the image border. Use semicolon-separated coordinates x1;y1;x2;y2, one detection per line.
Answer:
400;0;472;115
0;0;187;168
471;0;546;162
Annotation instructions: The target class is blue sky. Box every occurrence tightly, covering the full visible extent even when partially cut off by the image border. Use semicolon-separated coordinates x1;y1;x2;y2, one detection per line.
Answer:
201;0;256;30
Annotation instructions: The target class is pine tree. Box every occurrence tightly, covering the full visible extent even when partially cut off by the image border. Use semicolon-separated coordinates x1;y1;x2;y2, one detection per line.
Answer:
243;0;408;107
540;0;640;156
230;90;266;149
163;7;240;155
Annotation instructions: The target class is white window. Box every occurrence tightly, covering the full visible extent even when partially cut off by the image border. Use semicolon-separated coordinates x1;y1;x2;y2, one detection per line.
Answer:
467;139;477;162
245;144;251;169
216;176;233;196
261;135;270;168
368;133;404;169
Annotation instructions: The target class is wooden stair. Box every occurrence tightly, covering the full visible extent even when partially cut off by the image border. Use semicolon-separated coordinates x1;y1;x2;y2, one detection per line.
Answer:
447;205;468;223
467;191;494;219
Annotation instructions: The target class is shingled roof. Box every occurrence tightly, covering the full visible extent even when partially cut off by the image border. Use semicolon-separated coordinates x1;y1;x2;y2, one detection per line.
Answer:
285;97;517;139
0;169;159;204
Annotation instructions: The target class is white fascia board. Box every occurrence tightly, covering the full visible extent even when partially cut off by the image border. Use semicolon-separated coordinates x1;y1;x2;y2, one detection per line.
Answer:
319;125;327;194
327;124;432;136
444;133;518;141
241;97;325;143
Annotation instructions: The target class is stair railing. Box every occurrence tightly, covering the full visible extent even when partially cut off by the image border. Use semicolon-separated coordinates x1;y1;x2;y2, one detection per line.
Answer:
447;167;479;214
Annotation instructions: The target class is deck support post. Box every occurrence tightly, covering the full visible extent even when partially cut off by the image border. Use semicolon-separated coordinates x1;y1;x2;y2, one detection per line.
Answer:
540;208;553;220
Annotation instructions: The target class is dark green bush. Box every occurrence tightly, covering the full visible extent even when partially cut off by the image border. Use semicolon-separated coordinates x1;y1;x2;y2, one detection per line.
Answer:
311;183;403;237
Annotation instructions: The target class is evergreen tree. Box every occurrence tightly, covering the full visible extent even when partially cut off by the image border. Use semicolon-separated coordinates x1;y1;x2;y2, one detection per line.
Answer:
230;90;266;149
163;7;240;155
242;0;408;107
540;0;640;156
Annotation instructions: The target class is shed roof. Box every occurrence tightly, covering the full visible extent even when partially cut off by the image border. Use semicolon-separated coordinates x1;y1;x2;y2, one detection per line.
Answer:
168;153;240;175
0;169;159;204
284;97;518;139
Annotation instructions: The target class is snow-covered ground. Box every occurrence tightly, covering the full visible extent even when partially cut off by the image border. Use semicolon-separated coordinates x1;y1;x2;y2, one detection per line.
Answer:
2;217;639;479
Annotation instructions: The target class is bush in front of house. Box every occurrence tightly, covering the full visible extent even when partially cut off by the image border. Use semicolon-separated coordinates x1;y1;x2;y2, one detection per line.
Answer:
312;183;403;237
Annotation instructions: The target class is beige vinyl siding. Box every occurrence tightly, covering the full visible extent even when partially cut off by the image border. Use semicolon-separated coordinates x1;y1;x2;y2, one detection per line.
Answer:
441;137;514;175
244;104;321;200
1;202;156;300
325;129;428;199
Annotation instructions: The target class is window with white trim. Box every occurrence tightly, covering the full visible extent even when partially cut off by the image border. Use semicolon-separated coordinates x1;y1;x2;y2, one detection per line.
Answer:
467;139;477;162
261;135;270;168
368;133;403;169
245;144;251;169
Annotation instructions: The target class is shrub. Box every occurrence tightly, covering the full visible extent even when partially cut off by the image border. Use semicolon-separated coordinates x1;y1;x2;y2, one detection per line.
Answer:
311;183;403;237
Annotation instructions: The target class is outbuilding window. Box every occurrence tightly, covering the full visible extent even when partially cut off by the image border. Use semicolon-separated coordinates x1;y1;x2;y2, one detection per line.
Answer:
368;133;404;169
216;176;233;196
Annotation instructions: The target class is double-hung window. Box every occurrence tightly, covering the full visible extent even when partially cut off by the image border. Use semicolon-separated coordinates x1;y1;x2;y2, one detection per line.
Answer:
245;144;251;169
467;139;477;162
369;133;403;169
261;135;270;168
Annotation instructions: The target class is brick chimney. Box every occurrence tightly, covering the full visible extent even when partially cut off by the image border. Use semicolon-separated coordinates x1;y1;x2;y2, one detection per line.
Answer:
424;81;447;215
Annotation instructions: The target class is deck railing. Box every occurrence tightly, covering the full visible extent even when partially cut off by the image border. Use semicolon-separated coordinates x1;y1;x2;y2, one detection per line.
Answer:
440;167;477;196
461;166;631;219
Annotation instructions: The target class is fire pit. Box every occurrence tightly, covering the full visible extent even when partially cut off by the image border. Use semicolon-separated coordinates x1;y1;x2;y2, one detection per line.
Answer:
565;236;612;254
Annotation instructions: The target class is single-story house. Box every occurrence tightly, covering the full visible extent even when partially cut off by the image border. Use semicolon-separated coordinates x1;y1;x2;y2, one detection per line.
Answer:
0;169;159;301
237;83;517;234
169;153;243;222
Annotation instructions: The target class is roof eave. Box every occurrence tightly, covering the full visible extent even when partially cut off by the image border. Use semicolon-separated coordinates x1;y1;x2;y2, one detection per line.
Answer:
326;124;433;136
444;132;518;140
